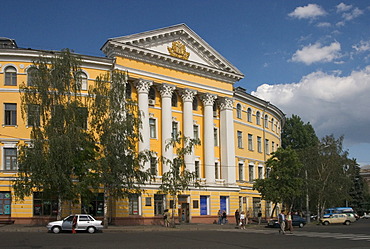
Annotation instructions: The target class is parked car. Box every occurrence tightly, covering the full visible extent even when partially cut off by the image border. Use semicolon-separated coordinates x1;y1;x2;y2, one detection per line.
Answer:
361;213;370;219
46;214;103;234
267;215;307;228
320;213;352;225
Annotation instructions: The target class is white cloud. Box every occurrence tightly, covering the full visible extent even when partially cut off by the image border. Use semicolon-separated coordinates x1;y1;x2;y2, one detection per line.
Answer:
336;3;352;13
352;40;370;53
251;66;370;147
288;4;326;20
291;42;342;65
316;22;331;28
342;7;363;21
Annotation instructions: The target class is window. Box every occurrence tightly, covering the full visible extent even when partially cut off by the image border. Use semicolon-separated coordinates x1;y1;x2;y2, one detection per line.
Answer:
258;167;263;179
33;192;58;216
236;104;241;119
4;66;17;86
257;136;262;153
149;118;156;138
154;194;165;216
79;215;90;221
256;111;261;125
126;82;132;99
52;105;64;128
4;103;17;125
272;141;275;152
27;67;37;86
171;92;178;107
81;193;104;216
77;107;88;129
27;104;40;127
150;157;157;175
248;134;253;151
265;139;269;154
193;125;199;139
4;148;17;170
264;114;269;128
149;87;156;100
172;121;178;139
271;118;275;131
215;162;219;179
249;165;254;182
220;196;228;214
129;194;139;215
0;192;11;215
214;128;218;146
195;161;200;178
76;72;88;90
266;167;271;178
192;97;198;111
247;108;252;122
237;131;243;148
200;196;209;215
238;163;244;181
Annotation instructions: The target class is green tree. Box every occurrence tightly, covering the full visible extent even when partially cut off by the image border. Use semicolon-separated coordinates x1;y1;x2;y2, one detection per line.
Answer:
253;147;303;216
89;70;151;227
347;158;367;212
282;114;318;149
157;134;200;227
14;49;97;219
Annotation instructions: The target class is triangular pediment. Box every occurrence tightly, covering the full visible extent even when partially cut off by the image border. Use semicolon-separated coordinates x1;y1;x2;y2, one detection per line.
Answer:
101;24;244;82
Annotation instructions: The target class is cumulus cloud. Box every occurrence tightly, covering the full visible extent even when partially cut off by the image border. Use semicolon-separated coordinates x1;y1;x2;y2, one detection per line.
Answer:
288;4;326;20
251;67;370;146
336;6;363;26
353;40;370;53
291;42;342;65
336;3;352;13
316;22;331;28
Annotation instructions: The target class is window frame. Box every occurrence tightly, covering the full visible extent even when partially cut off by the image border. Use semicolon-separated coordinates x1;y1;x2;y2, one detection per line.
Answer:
236;104;242;119
4;66;17;86
237;131;243;149
247;108;252;122
4;103;17;126
149;118;157;139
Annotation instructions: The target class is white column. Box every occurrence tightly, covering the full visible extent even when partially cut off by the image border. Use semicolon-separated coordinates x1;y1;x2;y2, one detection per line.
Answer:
220;97;236;184
134;79;152;171
180;89;197;172
201;93;217;183
159;84;176;173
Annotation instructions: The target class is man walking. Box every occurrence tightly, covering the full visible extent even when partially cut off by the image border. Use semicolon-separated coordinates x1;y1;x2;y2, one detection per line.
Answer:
278;210;286;234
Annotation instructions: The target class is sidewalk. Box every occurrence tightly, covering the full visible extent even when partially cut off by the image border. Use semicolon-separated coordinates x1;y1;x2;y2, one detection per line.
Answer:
0;222;268;233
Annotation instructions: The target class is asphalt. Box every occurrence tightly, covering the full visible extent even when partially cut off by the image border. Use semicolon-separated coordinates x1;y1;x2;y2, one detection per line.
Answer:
0;222;268;233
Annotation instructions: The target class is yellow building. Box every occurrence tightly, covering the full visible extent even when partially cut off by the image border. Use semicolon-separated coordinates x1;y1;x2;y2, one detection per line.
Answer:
0;24;284;225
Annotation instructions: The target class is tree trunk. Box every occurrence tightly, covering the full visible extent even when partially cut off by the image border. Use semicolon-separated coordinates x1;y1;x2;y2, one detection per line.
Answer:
270;203;277;218
103;187;109;228
57;195;62;220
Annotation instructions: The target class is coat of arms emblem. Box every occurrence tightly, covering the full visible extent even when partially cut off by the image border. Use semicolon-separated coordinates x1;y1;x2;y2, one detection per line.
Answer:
167;41;190;60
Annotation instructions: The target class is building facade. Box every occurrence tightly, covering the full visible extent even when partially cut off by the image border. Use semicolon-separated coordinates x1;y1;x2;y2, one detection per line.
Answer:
0;24;285;225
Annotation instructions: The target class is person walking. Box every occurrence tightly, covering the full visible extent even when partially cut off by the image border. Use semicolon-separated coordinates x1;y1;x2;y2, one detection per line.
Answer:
258;210;262;225
235;209;240;226
163;209;171;227
278;210;286;234
72;215;77;234
217;210;222;225
222;210;227;225
239;211;246;229
286;211;293;233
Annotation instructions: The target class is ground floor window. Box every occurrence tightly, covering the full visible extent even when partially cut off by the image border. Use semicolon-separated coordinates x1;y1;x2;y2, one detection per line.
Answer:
253;197;261;218
200;196;209;215
129;194;140;215
33;192;58;216
0;192;11;215
154;194;164;216
81;193;104;216
220;196;228;214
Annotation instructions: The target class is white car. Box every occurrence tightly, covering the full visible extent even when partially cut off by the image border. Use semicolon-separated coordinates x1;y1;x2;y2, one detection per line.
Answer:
47;214;103;234
320;213;352;226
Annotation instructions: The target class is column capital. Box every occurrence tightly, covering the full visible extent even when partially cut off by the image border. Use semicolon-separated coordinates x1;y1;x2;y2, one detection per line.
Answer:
158;84;176;98
134;79;153;94
201;93;217;106
180;88;197;102
219;97;234;111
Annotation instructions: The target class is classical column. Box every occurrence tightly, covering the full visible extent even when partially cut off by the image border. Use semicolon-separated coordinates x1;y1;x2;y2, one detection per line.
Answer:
201;93;217;183
180;88;197;173
159;84;176;173
219;97;236;184
134;79;153;171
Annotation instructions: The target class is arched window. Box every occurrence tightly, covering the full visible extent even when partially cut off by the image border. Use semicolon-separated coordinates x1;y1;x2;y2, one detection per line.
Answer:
171;92;178;107
264;114;269;128
247;108;252;122
236;104;242;119
271;118;275;131
256;111;261;125
4;66;17;86
192;97;198;111
76;72;88;90
149;86;156;100
126;82;132;99
27;67;37;86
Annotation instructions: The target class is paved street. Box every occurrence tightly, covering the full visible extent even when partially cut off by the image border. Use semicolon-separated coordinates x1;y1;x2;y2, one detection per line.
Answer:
0;219;369;248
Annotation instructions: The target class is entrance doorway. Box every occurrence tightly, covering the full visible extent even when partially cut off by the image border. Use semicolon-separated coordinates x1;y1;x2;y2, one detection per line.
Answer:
178;195;189;223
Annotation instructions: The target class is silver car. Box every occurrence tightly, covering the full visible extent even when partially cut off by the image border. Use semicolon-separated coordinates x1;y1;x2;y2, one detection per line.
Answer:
46;214;103;234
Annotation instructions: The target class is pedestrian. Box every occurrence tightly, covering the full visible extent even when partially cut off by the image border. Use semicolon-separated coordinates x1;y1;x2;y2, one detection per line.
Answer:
286;211;293;233
240;211;246;229
235;209;240;226
258;210;262;225
278;210;286;234
222;210;227;225
217;210;222;225
163;209;170;227
72;215;77;234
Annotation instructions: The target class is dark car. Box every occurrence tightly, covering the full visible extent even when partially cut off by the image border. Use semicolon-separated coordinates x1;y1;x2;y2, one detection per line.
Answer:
267;215;307;228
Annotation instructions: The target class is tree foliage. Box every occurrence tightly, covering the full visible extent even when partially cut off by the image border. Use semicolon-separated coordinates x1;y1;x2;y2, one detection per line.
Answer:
282;114;318;149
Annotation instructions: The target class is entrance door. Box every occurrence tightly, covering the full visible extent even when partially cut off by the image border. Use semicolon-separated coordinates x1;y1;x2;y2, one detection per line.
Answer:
178;195;189;223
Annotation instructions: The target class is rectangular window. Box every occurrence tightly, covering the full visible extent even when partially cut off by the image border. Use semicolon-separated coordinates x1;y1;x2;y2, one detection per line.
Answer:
27;104;40;127
195;161;200;178
215;162;219;179
258;167;263;179
149;118;156;138
237;131;243;148
200;196;208;215
272;141;275;152
265;139;269;154
52;105;64;128
172;122;178;139
257;136;262;153
193;200;199;209
4;103;17;126
220;196;228;214
154;194;164;216
248;134;253;151
193;125;199;139
145;197;151;206
81;193;104;217
77;107;88;129
214;128;218;146
33;192;58;216
4;148;17;170
5;68;17;86
238;163;244;181
249;165;254;182
129;194;139;215
0;192;11;215
150;157;157;175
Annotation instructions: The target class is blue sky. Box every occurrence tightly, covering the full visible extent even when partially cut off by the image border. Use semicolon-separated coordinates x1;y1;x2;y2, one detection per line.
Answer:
2;0;370;165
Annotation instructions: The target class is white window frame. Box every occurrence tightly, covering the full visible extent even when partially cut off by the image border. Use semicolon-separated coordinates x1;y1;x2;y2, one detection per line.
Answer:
237;131;243;149
236;104;242;119
248;134;253;151
149;118;157;139
2;142;18;171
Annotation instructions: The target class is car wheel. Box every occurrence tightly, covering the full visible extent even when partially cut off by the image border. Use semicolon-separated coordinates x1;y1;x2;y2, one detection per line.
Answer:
299;223;304;228
323;221;329;226
52;226;61;234
345;220;351;225
87;226;96;234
